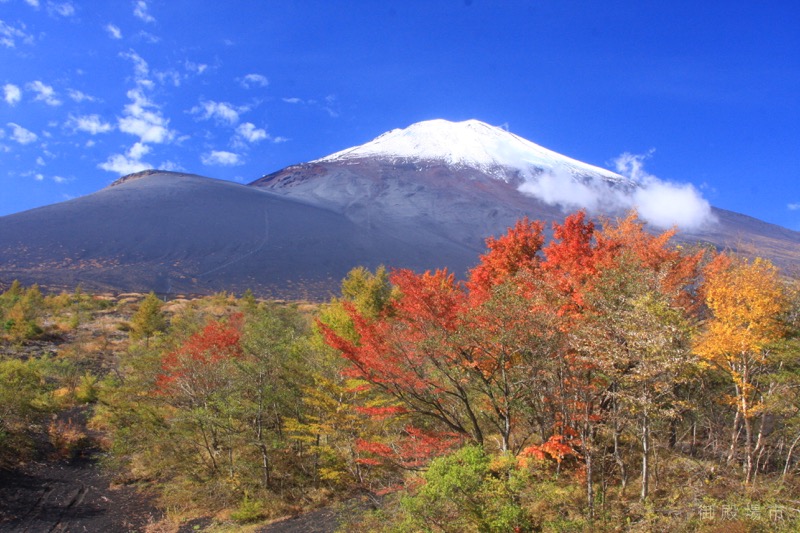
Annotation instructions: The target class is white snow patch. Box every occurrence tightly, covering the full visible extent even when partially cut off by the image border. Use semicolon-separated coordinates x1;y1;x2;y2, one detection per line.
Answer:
318;119;624;184
318;119;714;231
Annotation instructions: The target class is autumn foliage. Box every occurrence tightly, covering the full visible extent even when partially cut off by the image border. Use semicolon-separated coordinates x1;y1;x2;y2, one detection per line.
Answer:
156;314;244;396
320;209;793;515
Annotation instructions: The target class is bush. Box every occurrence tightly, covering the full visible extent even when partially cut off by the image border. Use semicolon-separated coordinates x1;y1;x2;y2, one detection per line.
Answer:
230;494;266;524
398;445;532;532
48;418;89;459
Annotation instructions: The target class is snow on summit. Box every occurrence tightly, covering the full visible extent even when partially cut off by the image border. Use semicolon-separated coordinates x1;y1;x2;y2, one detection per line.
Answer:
317;118;714;231
318;119;626;184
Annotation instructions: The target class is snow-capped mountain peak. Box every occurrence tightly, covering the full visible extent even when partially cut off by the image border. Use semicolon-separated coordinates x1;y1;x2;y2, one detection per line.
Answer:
316;119;626;184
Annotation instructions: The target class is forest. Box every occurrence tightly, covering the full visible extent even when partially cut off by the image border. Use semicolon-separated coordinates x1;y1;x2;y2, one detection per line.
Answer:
1;210;800;532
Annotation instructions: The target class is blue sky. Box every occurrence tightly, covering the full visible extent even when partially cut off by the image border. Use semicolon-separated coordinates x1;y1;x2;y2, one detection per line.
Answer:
1;1;799;230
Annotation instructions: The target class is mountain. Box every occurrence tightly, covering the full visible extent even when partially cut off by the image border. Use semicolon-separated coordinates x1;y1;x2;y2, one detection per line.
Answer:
1;120;798;299
252;119;800;270
0;171;479;299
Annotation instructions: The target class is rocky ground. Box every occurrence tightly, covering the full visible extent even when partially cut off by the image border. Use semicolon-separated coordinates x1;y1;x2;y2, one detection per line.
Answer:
0;445;161;532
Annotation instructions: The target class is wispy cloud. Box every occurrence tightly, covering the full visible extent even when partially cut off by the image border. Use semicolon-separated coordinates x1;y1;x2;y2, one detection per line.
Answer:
105;23;122;39
7;122;38;144
190;100;243;125
239;73;268;89
158;160;185;172
518;150;715;231
154;69;181;87
184;61;207;75
68;114;113;134
282;97;303;104
27;81;61;106
788;203;800;211
67;88;97;102
46;2;75;17
120;50;151;86
133;0;155;23
102;48;176;176
24;0;40;8
3;84;21;105
0;20;34;48
201;150;242;166
322;94;340;118
137;30;159;43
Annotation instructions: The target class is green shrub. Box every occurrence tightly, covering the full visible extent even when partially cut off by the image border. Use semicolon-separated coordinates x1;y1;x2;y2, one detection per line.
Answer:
230;494;266;524
399;445;532;532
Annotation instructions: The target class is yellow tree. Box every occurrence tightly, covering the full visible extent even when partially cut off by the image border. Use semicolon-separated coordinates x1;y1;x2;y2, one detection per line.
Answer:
695;255;787;483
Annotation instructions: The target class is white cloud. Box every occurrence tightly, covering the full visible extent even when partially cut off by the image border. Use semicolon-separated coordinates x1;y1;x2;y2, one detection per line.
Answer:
52;175;69;183
36;156;45;166
47;2;75;17
201;150;242;166
105;23;122;39
190;100;242;125
184;61;207;75
613;150;654;182
67;88;97;102
282;97;303;104
154;69;181;87
240;73;268;88
25;0;40;7
3;84;21;105
0;20;34;48
235;122;267;143
27;80;61;106
118;88;175;144
518;151;715;231
158;160;184;172
120;50;150;84
630;177;713;230
133;0;155;23
68;114;113;134
98;142;154;175
520;169;603;212
7;122;38;144
127;141;150;160
788;203;800;211
137;30;159;43
34;173;44;181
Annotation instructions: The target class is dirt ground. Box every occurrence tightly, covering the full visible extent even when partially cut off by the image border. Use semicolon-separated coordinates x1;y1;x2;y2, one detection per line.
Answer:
0;454;161;532
0;454;373;533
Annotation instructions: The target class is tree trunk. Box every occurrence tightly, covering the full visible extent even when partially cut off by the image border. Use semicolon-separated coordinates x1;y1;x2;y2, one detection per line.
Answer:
741;363;754;484
613;399;627;490
783;433;800;479
728;402;741;464
744;413;754;483
585;443;594;519
641;412;650;501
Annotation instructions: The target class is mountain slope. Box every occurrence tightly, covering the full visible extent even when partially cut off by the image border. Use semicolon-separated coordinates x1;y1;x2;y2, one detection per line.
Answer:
253;120;800;271
1;120;798;299
0;172;480;298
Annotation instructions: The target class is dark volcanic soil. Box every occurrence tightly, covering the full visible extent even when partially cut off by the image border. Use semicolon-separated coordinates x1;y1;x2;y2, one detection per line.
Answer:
0;453;160;532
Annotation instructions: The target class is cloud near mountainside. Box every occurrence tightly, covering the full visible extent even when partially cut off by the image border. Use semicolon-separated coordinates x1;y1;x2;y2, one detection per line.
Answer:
518;151;715;231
